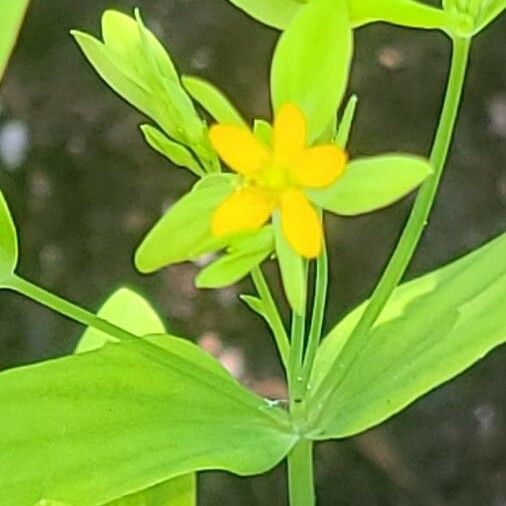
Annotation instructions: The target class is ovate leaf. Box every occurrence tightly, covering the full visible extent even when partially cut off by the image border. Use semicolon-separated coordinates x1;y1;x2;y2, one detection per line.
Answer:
140;125;205;176
196;226;274;288
182;76;247;127
349;0;456;32
0;190;19;283
309;234;506;439
0;335;295;505
0;0;30;81
226;0;301;29
131;9;178;82
75;287;166;353
195;248;270;288
135;176;237;272
192;173;235;191
71;31;155;118
74;289;195;505
307;154;432;216
271;0;353;141
225;0;461;34
108;475;195;506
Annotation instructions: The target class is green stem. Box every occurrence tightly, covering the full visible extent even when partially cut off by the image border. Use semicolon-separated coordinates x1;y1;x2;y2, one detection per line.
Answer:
309;36;471;418
250;266;290;370
300;243;328;392
288;262;308;407
289;310;306;406
9;275;137;342
287;439;315;506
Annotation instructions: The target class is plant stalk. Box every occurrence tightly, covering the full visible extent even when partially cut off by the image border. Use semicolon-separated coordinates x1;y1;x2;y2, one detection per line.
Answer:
287;439;315;506
300;242;328;393
289;310;307;407
288;261;308;407
309;36;472;420
250;266;290;370
9;275;137;342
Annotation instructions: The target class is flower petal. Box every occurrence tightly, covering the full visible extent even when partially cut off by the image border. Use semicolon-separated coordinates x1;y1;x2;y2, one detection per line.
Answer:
279;189;322;258
209;125;270;177
273;103;306;166
291;145;347;188
212;186;275;237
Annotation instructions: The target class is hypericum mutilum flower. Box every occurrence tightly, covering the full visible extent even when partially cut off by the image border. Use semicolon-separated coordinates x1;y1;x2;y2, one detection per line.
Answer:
209;103;347;259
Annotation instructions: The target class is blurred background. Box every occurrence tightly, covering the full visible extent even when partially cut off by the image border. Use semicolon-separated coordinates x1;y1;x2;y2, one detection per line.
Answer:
0;0;505;504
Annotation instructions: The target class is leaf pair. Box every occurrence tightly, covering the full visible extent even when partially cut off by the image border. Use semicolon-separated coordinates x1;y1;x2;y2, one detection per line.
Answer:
134;153;431;304
72;10;218;176
1;234;504;504
227;0;466;35
135;151;432;313
0;287;296;505
306;233;506;438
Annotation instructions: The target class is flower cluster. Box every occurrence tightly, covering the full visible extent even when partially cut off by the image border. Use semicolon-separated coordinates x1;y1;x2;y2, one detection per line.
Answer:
74;9;434;309
210;103;347;258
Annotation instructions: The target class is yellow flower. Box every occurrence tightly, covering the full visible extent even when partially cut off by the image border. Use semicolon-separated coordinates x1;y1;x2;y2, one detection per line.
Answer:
209;103;347;259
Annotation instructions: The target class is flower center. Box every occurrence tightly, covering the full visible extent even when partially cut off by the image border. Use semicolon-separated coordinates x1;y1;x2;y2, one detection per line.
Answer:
257;163;292;192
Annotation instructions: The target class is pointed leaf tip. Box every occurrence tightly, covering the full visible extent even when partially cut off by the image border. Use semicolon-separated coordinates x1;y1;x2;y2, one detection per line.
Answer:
0;190;19;283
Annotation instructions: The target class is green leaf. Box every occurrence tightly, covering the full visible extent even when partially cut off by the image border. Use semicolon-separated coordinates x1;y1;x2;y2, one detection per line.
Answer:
0;335;295;505
0;190;19;284
226;0;467;34
130;9;178;82
33;476;196;506
196;227;274;288
335;95;358;149
135;176;237;272
101;10;176;83
348;0;457;32
72;19;187;143
74;289;195;505
442;0;504;35
71;30;155;118
128;10;207;148
182;76;247;127
140;124;205;176
273;214;306;315
309;233;506;439
472;0;505;34
107;475;195;506
192;173;235;191
226;0;301;30
0;0;30;81
307;154;433;216
240;294;265;315
253;119;273;147
196;248;269;289
271;0;353;141
33;501;70;506
75;287;166;353
73;11;218;173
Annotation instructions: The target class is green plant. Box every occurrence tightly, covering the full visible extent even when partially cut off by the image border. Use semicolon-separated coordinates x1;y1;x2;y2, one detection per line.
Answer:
0;1;504;504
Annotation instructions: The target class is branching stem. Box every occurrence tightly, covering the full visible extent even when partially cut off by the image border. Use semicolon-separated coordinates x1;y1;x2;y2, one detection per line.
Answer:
309;36;472;424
